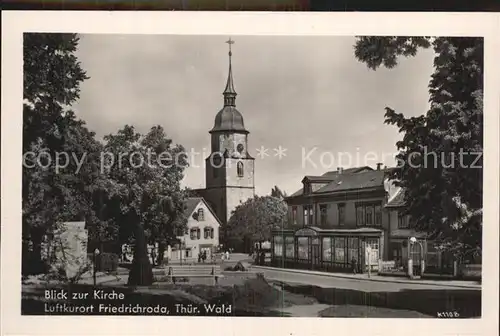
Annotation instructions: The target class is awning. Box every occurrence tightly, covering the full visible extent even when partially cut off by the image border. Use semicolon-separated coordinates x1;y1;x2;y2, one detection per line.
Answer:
271;226;384;237
390;229;427;239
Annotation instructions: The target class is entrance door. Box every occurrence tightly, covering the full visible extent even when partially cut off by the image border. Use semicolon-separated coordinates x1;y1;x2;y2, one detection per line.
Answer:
200;246;212;262
409;242;422;275
365;238;380;270
311;244;320;270
391;242;403;268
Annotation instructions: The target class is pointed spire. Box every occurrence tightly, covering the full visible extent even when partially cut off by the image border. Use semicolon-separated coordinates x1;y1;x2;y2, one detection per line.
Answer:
223;38;237;106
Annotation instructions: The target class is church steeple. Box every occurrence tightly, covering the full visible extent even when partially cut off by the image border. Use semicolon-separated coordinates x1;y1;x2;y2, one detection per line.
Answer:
223;38;237;107
210;38;247;134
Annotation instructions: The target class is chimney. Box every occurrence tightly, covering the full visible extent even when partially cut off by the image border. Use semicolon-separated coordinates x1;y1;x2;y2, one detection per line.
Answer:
376;163;383;171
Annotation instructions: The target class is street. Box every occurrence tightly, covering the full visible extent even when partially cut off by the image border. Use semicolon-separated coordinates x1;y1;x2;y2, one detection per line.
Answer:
251;267;480;292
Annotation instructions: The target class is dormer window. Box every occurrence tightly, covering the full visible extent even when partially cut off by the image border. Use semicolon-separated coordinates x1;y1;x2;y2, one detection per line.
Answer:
197;208;205;221
303;182;312;195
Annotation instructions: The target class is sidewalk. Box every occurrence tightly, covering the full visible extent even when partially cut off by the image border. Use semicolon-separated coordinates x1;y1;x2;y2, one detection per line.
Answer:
78;271;124;285
251;265;481;289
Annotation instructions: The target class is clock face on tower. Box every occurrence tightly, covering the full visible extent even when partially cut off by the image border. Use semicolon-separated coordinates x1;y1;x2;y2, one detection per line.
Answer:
212;153;222;167
237;144;244;154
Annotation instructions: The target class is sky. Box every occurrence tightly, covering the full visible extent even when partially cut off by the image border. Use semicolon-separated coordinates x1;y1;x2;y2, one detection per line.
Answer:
73;34;435;196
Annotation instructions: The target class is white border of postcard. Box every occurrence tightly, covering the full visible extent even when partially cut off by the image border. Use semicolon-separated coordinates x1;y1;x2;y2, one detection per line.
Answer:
2;10;499;336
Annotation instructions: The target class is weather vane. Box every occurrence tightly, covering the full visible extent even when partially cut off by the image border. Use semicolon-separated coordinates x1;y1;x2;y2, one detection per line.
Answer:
226;37;234;56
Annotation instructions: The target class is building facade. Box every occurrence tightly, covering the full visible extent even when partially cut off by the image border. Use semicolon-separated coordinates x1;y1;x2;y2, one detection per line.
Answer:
168;197;221;263
386;188;456;275
271;165;394;273
194;39;255;227
270;166;467;276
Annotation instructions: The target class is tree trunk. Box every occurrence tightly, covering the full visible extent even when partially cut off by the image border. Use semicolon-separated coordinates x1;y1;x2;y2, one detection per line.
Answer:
28;231;46;275
22;239;31;276
127;222;153;286
157;241;166;265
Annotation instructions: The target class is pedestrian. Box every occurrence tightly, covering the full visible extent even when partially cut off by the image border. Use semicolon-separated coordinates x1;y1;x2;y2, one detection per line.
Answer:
259;251;265;265
198;252;202;263
225;250;230;261
351;257;358;275
202;251;207;263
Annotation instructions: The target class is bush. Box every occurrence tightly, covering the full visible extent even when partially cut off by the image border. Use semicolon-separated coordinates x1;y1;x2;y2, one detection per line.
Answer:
459;264;481;280
233;262;249;271
88;253;119;272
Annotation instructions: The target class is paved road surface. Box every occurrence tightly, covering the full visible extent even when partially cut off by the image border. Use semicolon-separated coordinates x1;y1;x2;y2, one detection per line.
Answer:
255;268;479;292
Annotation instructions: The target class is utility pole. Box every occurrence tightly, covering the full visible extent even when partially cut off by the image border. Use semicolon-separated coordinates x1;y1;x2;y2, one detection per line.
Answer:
93;248;100;286
366;245;371;278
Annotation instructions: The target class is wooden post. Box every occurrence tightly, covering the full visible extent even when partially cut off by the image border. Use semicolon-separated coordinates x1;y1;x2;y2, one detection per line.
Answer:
408;258;413;278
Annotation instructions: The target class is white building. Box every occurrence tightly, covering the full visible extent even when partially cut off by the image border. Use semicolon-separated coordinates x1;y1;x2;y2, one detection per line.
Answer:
168;197;221;263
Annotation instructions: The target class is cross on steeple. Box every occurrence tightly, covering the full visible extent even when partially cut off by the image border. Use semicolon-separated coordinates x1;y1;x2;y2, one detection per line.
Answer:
223;37;236;106
226;37;234;56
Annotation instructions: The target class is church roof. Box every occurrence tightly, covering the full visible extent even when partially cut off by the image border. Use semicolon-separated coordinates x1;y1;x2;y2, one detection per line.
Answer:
210;106;247;133
210;38;248;134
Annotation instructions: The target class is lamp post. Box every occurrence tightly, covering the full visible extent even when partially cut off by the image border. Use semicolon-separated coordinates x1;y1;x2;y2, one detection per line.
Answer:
366;245;372;278
93;248;100;286
408;237;424;278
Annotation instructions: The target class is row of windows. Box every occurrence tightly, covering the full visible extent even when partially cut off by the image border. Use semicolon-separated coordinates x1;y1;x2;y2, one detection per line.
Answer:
189;227;215;240
213;162;245;178
290;203;382;227
273;236;380;264
397;215;413;229
356;203;383;226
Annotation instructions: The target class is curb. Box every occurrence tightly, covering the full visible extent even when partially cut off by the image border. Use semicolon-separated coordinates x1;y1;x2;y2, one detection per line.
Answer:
251;266;481;289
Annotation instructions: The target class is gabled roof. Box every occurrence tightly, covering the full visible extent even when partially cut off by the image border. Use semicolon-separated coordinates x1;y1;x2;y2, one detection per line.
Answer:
183;197;222;226
183;197;203;217
302;175;337;183
385;188;406;208
288;166;385;198
322;166;373;176
315;169;385;193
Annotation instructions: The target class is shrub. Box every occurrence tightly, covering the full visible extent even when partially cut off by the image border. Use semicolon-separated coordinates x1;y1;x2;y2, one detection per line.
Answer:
88;253;119;272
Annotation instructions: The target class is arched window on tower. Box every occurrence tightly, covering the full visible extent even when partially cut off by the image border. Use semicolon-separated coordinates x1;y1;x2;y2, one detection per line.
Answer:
237;162;244;177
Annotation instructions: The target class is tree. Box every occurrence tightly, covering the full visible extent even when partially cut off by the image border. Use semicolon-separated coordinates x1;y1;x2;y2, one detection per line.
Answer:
103;125;188;285
225;196;288;252
270;186;287;199
354;37;483;260
22;33;95;274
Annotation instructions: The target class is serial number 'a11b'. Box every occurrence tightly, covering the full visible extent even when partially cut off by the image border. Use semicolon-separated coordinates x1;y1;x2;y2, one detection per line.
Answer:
437;311;460;318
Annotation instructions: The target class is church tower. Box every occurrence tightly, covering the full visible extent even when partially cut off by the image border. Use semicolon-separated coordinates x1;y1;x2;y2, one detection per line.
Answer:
203;38;255;226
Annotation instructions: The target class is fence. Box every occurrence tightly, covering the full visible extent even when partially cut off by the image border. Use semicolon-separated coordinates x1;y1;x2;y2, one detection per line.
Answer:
377;260;404;275
459;264;481;280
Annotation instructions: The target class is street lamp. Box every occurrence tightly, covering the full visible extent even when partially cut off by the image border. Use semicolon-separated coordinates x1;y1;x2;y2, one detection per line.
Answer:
366;245;372;278
408;237;424;278
93;248;100;286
